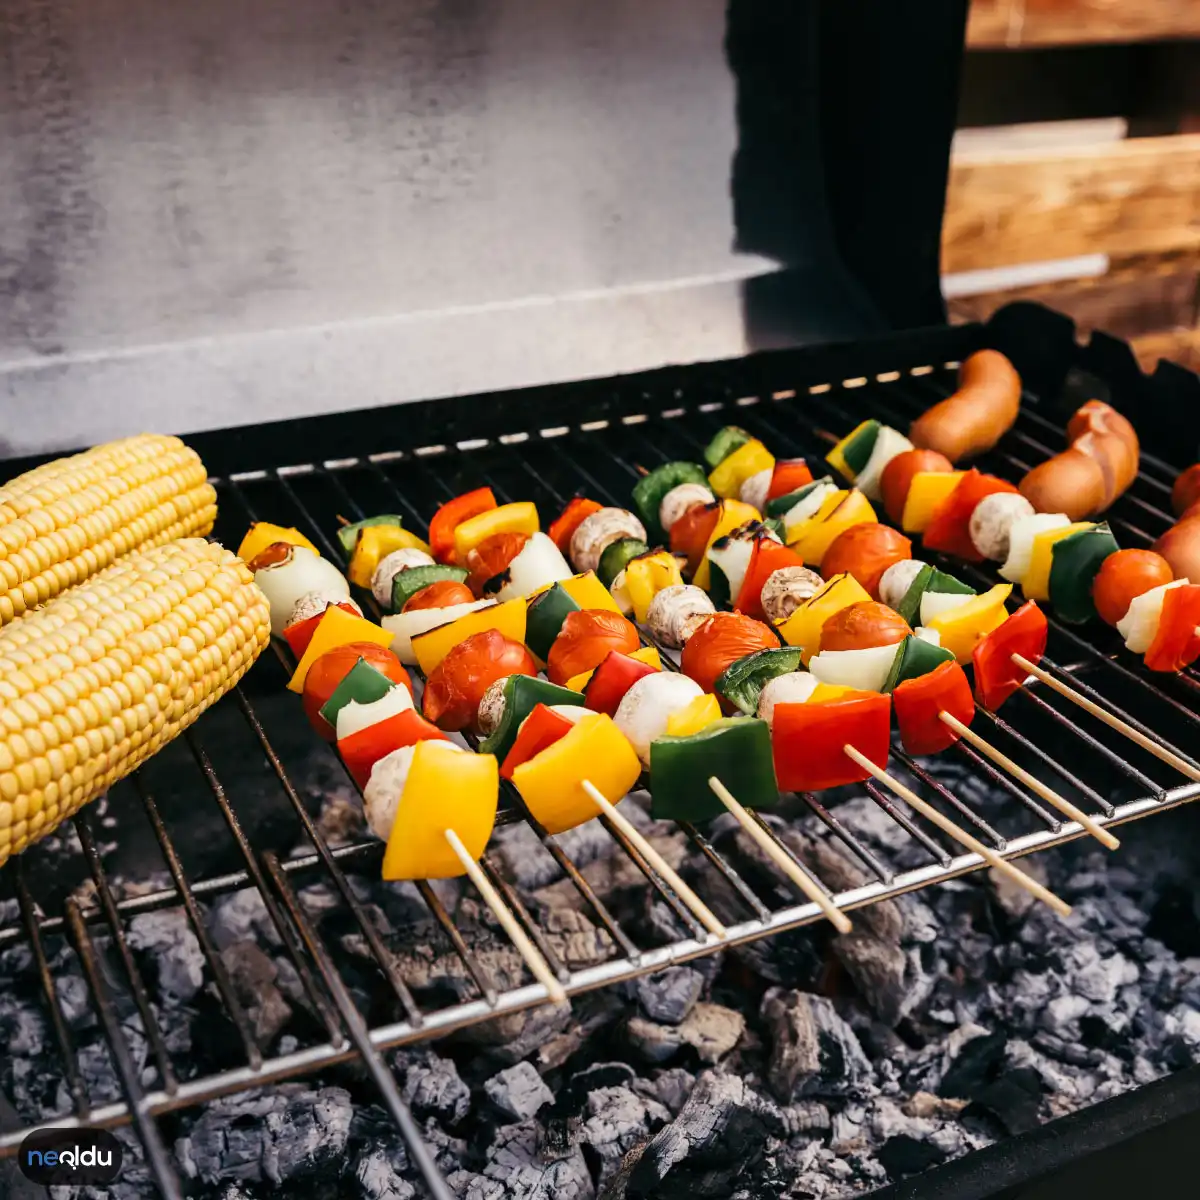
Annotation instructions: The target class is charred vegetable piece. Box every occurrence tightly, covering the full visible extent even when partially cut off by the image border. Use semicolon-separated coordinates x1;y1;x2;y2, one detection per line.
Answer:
893;661;976;756
650;717;777;823
391;564;470;613
422;629;537;732
453;502;539;562
632;462;709;544
704;426;753;471
1048;523;1120;625
411;598;527;675
715;647;804;715
881;634;955;693
789;490;876;569
598;537;650;588
478;675;585;760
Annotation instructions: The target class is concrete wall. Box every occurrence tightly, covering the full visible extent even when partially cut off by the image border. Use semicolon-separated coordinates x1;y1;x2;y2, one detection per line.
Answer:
0;0;777;457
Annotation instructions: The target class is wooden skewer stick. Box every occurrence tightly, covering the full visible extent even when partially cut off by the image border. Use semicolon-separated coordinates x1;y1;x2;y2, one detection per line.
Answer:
707;777;852;934
1011;652;1200;784
1016;646;1199;776
940;712;1120;851
842;744;1072;918
444;828;569;1005
581;781;727;940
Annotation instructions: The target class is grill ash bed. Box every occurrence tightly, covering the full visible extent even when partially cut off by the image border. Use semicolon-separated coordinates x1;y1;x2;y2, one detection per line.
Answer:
1;307;1198;1199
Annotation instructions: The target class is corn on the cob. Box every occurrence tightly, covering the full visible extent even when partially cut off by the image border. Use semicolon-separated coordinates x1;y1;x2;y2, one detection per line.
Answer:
0;538;270;867
0;434;217;626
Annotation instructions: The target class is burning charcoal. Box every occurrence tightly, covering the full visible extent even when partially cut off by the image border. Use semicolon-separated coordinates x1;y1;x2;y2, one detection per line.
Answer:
578;1084;670;1187
484;1061;555;1122
966;1067;1044;1135
781;1100;832;1135
627;1003;745;1065
467;1119;593;1200
759;989;873;1103
610;1070;785;1199
534;991;626;1073
209;888;282;952
220;942;293;1045
938;1029;1006;1101
394;1049;471;1126
634;967;703;1026
545;1062;640;1153
465;997;576;1067
876;1134;946;1179
127;909;205;1005
351;1144;417;1200
174;1086;353;1185
641;1067;695;1116
54;971;95;1030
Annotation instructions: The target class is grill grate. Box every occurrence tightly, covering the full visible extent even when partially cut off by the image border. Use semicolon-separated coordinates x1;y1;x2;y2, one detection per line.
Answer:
1;345;1198;1199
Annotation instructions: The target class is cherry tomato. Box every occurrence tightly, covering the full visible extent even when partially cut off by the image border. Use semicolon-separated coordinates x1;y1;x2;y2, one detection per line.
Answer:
880;449;953;525
1091;549;1174;626
1171;464;1200;517
464;532;529;597
302;642;412;738
422;629;537;731
819;601;911;653
821;525;912;600
670;501;722;575
546;609;640;686
403;580;475;613
680;611;779;695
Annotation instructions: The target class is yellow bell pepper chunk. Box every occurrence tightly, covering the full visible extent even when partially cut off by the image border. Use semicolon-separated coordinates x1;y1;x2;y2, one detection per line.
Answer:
287;605;394;693
511;712;642;834
808;682;855;703
694;500;762;592
665;693;722;737
625;552;684;624
790;490;876;568
926;583;1013;663
558;571;622;614
776;572;871;665
901;471;965;534
452;502;539;561
1023;522;1095;602
708;438;775;500
824;418;874;483
381;743;499;881
237;522;318;564
784;487;842;544
347;525;433;588
565;645;661;693
412;597;527;675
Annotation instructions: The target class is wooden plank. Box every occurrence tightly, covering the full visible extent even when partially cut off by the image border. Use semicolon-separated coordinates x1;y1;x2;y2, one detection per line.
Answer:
968;0;1200;48
943;135;1200;273
1130;327;1200;372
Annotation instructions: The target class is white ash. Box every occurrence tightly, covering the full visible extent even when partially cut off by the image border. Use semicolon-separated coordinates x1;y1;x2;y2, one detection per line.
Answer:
127;910;205;1005
485;1061;555;1122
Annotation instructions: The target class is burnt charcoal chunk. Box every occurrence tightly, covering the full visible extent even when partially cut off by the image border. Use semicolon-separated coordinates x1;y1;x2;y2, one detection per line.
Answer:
127;909;205;1005
626;1004;745;1065
877;1134;946;1178
635;967;704;1026
485;1061;555;1122
759;989;873;1102
219;942;292;1045
468;1119;593;1200
965;1067;1044;1135
938;1031;1007;1101
396;1050;471;1126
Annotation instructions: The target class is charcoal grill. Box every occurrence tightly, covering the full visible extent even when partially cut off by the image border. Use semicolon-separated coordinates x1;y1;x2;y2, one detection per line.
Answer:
1;304;1198;1198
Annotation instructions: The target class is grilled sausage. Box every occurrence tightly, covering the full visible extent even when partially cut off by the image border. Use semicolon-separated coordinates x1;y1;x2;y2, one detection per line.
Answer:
908;350;1021;463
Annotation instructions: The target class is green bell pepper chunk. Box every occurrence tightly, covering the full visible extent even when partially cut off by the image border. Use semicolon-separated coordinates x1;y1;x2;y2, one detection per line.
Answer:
881;634;955;693
762;516;785;541
390;564;470;612
650;717;777;823
598;537;650;588
838;420;881;477
765;477;830;519
896;566;974;626
703;426;753;471
478;675;586;761
1049;522;1120;624
632;461;709;543
525;582;582;661
715;647;804;714
337;515;408;556
319;658;398;728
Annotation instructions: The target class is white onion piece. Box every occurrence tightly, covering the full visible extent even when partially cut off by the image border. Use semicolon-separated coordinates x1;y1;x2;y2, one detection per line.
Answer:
707;536;756;605
614;673;704;765
493;532;572;601
364;742;465;841
969;492;1035;562
756;672;818;728
919;590;975;625
879;559;928;612
782;481;837;539
1116;580;1185;655
371;548;436;607
660;483;715;534
381;598;497;665
999;513;1070;584
255;546;350;637
854;426;914;501
738;468;773;513
336;686;414;742
915;627;942;647
609;569;635;616
808;643;902;694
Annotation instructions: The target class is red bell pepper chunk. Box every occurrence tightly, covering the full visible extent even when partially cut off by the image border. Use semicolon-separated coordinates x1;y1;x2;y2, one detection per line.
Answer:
548;497;603;556
338;709;449;789
428;487;497;564
771;691;891;792
971;600;1048;711
501;703;576;780
734;538;807;620
893;661;975;756
766;459;814;503
923;469;1019;563
283;601;360;658
1144;583;1200;673
584;650;660;717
